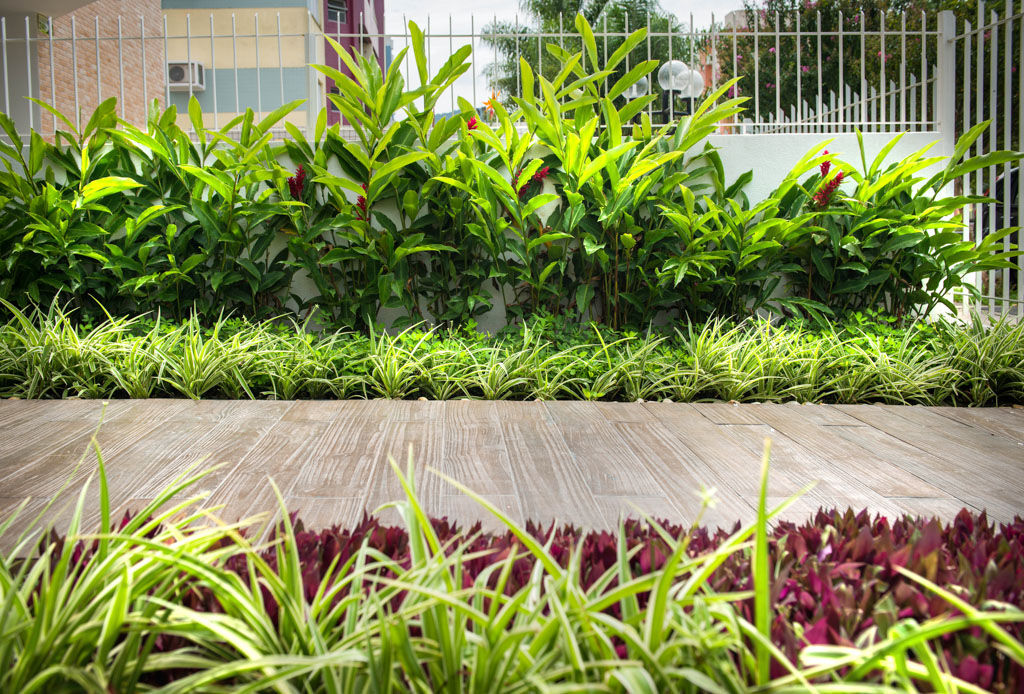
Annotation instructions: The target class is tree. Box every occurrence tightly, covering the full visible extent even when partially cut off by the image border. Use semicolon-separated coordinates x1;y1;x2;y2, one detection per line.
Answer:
480;0;701;108
718;0;1017;150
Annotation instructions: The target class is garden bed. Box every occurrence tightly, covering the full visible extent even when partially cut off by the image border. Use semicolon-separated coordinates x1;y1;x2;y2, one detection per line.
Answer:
2;454;1022;692
2;304;1022;405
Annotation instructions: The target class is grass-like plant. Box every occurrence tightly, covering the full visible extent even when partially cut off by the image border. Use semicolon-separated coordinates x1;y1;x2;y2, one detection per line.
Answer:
2;302;1023;406
2;436;1022;691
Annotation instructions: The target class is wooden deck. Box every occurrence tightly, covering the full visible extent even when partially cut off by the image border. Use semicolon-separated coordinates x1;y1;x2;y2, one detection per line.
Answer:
0;399;1022;545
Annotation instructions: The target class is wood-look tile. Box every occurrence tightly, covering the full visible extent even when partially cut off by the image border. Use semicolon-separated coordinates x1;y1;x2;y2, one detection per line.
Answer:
290;412;391;497
834;405;1024;498
363;418;444;514
609;420;753;526
2;399;1021;544
691;402;766;425
592;495;684;525
0;420;110;484
544;401;608;425
492;400;552;423
280;400;359;423
788;402;864;426
438;400;515;495
285;496;365;530
431;493;521;533
745;404;949;499
499;419;604;528
594;402;656;422
134;415;286;498
643;403;810;498
389;399;446;422
924;406;1024;444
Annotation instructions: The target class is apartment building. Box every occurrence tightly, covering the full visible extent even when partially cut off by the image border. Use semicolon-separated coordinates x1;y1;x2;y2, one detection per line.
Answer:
0;0;386;137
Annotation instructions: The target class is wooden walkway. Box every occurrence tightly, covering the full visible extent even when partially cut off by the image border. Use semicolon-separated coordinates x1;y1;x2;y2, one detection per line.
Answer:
0;399;1022;545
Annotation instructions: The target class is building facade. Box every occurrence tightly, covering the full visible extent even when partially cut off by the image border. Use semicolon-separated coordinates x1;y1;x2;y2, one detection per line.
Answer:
0;0;386;138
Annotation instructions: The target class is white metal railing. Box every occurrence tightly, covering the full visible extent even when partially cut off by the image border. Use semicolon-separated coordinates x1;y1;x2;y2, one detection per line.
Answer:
0;8;949;139
957;1;1023;316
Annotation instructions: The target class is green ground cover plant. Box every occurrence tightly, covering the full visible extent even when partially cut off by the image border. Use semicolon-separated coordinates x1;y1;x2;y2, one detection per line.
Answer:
1;443;1022;691
0;17;1019;330
1;302;1022;405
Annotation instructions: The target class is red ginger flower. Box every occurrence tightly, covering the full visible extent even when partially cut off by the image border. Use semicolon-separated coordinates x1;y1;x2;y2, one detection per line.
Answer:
467;116;478;130
355;182;368;221
516;166;552;198
813;171;844;209
287;165;307;199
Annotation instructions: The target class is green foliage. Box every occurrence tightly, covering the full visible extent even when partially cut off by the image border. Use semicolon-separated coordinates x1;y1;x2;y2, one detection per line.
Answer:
777;128;1023;320
2;441;1023;691
481;0;699;109
2;302;1023;405
0;16;1020;330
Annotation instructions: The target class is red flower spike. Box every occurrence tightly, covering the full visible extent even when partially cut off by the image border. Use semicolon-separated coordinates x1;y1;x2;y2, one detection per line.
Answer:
287;165;306;199
467;116;478;130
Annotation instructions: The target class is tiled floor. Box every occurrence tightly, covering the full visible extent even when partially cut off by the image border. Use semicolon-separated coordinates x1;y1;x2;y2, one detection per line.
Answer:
1;398;1021;546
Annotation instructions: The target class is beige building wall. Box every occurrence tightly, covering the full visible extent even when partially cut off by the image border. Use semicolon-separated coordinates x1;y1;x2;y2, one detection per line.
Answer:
37;0;165;137
163;8;311;69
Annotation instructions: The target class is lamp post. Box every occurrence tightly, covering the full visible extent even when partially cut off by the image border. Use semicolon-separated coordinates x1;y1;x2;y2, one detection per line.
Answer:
657;60;705;122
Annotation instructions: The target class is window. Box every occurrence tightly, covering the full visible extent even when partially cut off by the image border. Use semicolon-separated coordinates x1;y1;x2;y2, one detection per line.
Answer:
327;86;340;111
326;0;347;24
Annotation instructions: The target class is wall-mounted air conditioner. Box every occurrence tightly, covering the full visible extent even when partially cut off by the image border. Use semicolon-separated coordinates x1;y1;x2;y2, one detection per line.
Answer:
167;61;205;92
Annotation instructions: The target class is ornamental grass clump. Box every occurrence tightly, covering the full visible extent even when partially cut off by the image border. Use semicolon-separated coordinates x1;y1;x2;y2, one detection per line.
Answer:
3;302;1024;405
3;441;1024;691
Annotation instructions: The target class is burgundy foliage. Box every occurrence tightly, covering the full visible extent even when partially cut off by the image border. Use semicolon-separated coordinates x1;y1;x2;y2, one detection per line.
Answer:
52;507;1024;689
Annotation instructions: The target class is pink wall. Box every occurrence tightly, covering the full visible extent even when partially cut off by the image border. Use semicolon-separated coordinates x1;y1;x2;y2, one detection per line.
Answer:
323;0;385;125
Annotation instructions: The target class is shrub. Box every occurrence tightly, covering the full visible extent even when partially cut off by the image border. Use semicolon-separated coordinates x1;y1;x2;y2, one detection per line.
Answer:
1;17;1018;330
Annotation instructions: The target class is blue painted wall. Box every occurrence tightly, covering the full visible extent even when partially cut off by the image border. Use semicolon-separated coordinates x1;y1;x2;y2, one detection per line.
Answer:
168;66;310;114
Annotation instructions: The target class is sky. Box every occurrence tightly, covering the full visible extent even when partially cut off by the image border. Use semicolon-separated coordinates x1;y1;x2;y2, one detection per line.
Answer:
382;0;744;111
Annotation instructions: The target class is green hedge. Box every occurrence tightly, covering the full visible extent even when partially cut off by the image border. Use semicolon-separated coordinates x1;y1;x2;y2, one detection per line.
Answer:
2;302;1022;405
0;17;1019;331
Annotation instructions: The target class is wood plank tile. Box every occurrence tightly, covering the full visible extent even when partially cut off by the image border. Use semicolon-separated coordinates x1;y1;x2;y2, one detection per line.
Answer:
544;401;607;425
280;400;360;423
285;496;365;530
431;493;521;533
888;497;981;520
642;403;813;498
834;405;1024;498
924;406;1024;444
0;420;111;484
594;402;656;422
202;470;284;525
593;495;684;525
34;399;134;422
438;400;516;496
745;404;950;500
788;402;864;426
499;419;604;528
608;420;754;529
692;402;767;425
389;399;446;422
363;417;444;516
547;402;662;497
289;413;392;498
134;415;286;498
492;400;552;423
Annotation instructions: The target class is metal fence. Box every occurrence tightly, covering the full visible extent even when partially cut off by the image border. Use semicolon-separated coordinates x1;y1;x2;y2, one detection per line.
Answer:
0;7;953;137
956;2;1022;317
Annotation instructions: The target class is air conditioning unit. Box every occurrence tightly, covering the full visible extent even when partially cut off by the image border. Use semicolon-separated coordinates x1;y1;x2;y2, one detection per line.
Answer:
167;61;205;91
